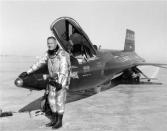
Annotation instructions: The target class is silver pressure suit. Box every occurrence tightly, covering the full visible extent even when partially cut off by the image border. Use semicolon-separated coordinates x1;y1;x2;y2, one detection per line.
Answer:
27;49;71;114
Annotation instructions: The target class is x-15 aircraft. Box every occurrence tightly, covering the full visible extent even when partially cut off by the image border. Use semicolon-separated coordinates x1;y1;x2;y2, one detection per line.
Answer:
14;17;167;112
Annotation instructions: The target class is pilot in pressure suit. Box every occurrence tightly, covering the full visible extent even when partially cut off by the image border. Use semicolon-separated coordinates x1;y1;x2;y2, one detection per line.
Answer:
19;36;71;129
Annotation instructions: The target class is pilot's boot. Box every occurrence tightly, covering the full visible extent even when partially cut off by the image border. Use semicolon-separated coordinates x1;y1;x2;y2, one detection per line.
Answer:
52;113;63;129
46;112;58;127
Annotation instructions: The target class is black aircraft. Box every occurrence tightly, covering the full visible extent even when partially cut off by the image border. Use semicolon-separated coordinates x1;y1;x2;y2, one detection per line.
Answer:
14;17;167;113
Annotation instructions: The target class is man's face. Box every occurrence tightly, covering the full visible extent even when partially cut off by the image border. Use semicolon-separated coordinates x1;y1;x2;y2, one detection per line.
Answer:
47;38;57;50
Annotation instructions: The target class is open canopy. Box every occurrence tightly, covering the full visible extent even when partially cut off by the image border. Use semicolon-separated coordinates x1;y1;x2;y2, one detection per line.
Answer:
50;17;97;56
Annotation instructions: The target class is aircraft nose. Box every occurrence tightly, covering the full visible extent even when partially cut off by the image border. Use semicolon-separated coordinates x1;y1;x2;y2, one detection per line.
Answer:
15;78;23;87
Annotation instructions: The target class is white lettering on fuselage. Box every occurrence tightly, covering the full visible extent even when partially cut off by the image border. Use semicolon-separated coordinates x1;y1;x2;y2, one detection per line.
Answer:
83;66;90;73
126;33;134;41
117;55;130;63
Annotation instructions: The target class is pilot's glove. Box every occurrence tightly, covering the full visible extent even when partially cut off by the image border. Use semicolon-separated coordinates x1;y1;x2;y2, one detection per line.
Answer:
19;72;28;79
48;78;62;91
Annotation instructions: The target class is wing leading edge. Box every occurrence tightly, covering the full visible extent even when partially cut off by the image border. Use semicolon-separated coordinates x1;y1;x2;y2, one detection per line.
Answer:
134;62;167;69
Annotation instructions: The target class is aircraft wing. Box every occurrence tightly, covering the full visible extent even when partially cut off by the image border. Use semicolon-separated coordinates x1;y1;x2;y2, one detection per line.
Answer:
109;62;167;81
133;62;167;69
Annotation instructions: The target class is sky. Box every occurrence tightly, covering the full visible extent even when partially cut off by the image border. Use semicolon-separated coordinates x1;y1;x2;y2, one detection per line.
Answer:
0;0;167;62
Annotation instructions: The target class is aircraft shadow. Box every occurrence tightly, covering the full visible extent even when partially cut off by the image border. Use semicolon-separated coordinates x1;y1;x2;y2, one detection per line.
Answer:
18;77;163;113
66;77;162;103
66;78;120;103
18;79;120;113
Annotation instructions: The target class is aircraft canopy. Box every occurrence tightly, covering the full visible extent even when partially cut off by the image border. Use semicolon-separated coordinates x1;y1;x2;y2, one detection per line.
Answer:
50;17;96;57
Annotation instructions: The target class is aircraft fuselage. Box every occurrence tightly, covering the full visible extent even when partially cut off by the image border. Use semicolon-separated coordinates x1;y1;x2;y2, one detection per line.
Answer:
15;49;145;92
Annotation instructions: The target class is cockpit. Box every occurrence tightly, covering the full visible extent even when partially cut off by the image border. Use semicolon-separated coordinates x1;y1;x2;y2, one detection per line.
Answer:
50;17;97;65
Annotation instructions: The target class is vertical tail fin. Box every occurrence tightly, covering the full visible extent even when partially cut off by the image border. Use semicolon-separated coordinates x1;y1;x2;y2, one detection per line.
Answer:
124;29;135;52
